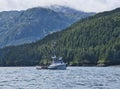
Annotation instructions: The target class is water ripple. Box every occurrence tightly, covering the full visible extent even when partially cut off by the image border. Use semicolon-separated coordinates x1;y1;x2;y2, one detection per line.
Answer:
0;67;120;89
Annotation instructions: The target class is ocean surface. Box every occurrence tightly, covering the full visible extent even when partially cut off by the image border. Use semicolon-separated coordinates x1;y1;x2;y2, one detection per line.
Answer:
0;67;120;89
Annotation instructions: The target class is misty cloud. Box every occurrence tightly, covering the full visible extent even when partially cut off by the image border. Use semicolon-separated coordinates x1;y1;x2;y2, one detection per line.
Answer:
0;0;120;12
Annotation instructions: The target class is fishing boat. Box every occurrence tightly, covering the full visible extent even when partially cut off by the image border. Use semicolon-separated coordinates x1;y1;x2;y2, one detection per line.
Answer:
48;56;67;70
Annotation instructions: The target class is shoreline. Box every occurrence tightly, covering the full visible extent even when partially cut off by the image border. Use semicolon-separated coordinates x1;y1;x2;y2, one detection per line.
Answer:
0;65;120;67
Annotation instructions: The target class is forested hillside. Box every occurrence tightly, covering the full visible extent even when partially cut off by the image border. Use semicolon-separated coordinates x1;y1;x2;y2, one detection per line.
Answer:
0;8;120;66
0;6;94;48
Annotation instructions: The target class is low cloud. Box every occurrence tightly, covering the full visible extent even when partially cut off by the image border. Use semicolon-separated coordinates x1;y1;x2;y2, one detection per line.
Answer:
0;0;120;12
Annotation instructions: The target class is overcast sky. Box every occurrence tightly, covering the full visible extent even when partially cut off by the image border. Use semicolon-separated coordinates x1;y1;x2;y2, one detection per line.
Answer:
0;0;120;12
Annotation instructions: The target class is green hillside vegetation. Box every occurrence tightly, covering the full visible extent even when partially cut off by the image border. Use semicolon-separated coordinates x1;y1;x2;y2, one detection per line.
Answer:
0;8;120;66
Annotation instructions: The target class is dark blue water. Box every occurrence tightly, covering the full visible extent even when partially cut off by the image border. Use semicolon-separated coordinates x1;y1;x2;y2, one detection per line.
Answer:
0;67;120;89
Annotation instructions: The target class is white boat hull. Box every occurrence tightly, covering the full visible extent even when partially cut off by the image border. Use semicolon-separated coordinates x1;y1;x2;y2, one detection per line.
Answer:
48;64;66;70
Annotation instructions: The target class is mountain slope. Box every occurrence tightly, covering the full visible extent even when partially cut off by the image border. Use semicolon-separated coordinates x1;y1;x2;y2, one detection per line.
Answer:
0;6;94;48
49;5;95;21
0;8;119;66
